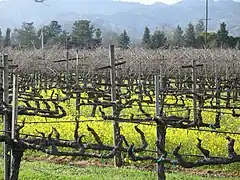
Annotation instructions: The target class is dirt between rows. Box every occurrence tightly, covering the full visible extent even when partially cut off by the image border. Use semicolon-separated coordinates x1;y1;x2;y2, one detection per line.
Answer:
23;156;240;179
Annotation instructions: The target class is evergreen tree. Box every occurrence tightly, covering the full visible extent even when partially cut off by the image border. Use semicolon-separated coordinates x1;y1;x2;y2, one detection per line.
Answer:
216;22;229;48
236;40;240;50
102;30;119;48
93;28;102;48
150;29;166;49
205;32;218;48
4;28;11;47
59;30;71;49
142;27;151;48
227;36;240;49
195;35;205;49
173;25;184;46
195;20;205;37
12;22;38;48
95;28;101;39
184;23;196;47
39;20;62;45
118;30;130;49
48;20;62;37
71;20;95;48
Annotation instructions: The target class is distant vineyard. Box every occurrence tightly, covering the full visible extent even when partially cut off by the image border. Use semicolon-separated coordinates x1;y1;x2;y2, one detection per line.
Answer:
0;46;240;180
2;46;239;75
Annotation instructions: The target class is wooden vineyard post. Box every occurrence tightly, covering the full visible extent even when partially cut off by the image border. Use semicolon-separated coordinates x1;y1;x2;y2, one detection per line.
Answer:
2;54;10;180
32;72;35;93
232;56;238;103
138;61;142;97
178;68;182;90
215;62;220;109
66;51;69;78
10;72;20;180
75;50;80;113
225;64;231;107
192;59;197;124
11;73;18;139
109;45;122;167
182;60;203;125
66;51;70;104
155;57;166;180
95;46;126;167
35;71;39;92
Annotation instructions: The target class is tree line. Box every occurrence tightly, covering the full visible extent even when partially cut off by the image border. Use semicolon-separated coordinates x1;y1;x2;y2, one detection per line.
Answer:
142;20;240;49
0;19;239;50
0;20;130;49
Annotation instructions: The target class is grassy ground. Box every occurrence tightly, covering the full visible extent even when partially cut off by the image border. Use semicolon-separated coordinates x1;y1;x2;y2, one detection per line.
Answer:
0;158;239;180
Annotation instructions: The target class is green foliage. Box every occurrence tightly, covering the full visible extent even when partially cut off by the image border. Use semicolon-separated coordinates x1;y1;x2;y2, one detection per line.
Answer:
199;22;240;49
93;28;102;48
39;20;63;45
141;27;167;49
95;28;101;39
184;23;196;47
71;20;101;49
216;22;229;48
48;20;62;37
142;27;151;48
235;39;240;50
173;25;184;46
195;20;205;37
227;36;240;49
59;30;71;49
199;32;218;48
102;30;119;48
150;29;166;49
195;35;205;49
12;22;38;49
118;30;130;49
4;28;11;47
3;18;240;50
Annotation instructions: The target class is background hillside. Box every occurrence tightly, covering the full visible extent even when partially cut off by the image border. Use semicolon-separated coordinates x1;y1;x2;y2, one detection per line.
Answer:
0;0;240;38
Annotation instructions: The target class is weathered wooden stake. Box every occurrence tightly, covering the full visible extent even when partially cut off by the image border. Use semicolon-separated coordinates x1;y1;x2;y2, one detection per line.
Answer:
66;51;69;78
2;54;10;180
109;45;122;167
35;71;39;91
32;72;35;93
11;73;18;139
215;62;220;108
66;51;71;104
178;68;182;90
155;58;166;180
182;59;203;124
75;50;80;113
44;73;47;93
155;74;160;114
10;73;19;179
192;59;197;124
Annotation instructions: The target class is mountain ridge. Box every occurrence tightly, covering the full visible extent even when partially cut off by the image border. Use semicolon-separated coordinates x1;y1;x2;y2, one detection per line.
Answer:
0;0;240;38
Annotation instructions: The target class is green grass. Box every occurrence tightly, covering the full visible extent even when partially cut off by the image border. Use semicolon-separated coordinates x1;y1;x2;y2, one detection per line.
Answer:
0;159;238;180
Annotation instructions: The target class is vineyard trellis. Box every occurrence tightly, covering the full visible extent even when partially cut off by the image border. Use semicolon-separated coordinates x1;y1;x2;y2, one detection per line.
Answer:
0;45;240;180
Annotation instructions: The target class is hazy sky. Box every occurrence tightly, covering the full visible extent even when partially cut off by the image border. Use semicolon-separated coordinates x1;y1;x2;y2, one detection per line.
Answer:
119;0;181;5
120;0;240;4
